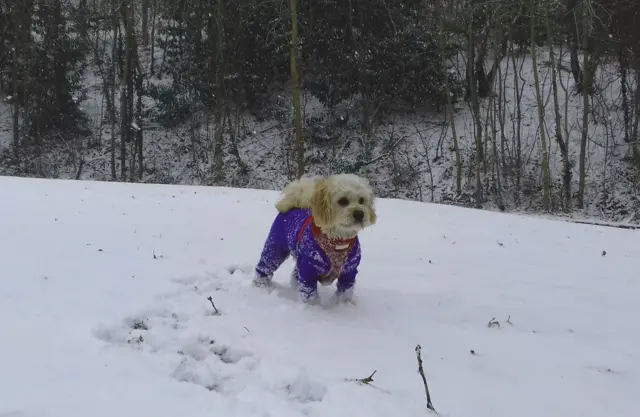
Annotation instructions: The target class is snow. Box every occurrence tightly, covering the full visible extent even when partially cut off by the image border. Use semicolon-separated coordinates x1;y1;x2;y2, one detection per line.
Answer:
0;176;638;417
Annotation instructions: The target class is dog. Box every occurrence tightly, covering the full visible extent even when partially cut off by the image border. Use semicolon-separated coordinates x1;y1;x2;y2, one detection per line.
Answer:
253;174;377;304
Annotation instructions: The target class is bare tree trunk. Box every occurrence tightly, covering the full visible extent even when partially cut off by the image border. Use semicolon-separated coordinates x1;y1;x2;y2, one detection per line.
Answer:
120;0;136;181
141;0;149;47
620;48;630;144
51;0;64;124
110;0;118;179
548;18;571;211
227;107;247;172
149;0;157;75
437;0;462;196
490;95;504;209
496;47;509;179
467;20;483;207
10;0;31;156
213;0;225;183
509;31;524;206
135;69;143;181
632;69;640;165
11;44;19;156
577;1;592;209
290;0;304;178
567;28;585;93
530;2;551;211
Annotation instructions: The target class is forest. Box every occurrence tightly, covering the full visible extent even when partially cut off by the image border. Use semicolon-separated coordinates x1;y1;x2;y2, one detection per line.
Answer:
0;0;639;223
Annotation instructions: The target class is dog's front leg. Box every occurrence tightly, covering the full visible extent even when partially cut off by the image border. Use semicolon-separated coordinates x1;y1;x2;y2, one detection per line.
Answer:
253;214;292;287
295;260;319;304
289;265;300;290
334;269;357;303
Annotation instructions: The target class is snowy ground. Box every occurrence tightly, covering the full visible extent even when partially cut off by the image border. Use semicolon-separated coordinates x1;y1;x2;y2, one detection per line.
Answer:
0;176;638;417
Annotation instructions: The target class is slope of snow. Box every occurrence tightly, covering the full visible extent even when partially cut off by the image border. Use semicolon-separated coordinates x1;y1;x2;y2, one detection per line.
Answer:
0;176;638;417
3;43;638;225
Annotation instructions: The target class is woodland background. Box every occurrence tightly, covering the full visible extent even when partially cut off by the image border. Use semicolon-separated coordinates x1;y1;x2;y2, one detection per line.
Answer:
1;0;639;224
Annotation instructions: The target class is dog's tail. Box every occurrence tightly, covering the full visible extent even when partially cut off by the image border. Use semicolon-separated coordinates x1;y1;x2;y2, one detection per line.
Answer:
275;176;319;213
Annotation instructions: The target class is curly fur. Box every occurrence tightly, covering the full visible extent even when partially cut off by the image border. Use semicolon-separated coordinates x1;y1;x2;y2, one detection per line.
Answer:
275;174;377;239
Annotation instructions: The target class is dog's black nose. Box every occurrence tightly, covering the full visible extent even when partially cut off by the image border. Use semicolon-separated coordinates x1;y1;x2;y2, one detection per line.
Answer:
353;210;364;222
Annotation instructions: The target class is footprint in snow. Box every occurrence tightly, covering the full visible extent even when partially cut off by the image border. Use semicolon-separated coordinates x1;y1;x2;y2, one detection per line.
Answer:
94;277;328;407
284;372;327;403
177;336;252;365
172;356;229;392
95;304;256;396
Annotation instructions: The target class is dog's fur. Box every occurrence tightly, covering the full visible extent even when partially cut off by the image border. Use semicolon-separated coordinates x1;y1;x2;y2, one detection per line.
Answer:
275;174;377;238
253;173;377;304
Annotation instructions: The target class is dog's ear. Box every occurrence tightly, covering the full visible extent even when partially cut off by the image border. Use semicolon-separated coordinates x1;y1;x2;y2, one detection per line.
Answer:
311;179;333;227
369;201;377;225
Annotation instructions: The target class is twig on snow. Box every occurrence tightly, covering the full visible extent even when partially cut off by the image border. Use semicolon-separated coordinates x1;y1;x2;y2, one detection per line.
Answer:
487;317;500;328
359;370;377;384
415;345;436;412
345;370;377;385
207;296;220;315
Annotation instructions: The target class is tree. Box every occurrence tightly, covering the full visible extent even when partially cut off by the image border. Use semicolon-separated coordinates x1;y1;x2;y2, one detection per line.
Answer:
3;0;87;155
290;0;304;178
529;0;551;211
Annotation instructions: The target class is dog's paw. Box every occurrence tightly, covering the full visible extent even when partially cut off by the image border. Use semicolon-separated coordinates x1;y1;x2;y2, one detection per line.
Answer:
298;288;320;306
332;288;355;305
252;273;273;289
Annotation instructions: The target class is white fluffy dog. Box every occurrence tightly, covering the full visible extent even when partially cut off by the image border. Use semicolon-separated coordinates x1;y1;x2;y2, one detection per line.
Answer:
253;174;377;304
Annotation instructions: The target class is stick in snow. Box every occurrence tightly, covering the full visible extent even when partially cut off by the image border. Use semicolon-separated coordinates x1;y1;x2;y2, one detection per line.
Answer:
207;296;220;315
415;345;436;412
345;370;377;385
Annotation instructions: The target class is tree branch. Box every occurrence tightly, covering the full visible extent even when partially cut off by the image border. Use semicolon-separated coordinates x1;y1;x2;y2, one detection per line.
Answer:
415;345;436;412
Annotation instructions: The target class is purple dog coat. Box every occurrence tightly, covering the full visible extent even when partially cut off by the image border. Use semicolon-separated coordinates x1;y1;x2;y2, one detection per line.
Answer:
255;208;361;302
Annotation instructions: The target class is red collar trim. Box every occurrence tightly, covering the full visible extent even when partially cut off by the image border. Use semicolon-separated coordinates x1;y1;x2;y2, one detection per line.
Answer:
297;215;357;250
310;218;356;250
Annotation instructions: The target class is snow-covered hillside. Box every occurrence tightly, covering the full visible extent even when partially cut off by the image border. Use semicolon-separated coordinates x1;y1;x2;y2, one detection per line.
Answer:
0;176;637;417
1;44;639;225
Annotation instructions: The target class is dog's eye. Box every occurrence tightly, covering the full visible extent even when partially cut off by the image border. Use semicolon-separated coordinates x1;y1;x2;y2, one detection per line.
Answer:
359;197;365;204
338;197;349;207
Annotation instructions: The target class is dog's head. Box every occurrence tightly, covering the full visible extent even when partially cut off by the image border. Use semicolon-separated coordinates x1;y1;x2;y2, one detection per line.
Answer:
311;174;377;238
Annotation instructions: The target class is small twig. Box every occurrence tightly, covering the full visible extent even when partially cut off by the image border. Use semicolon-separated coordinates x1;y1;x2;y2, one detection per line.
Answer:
506;315;513;325
345;370;377;385
207;296;220;315
488;317;500;328
359;370;377;384
415;345;436;412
